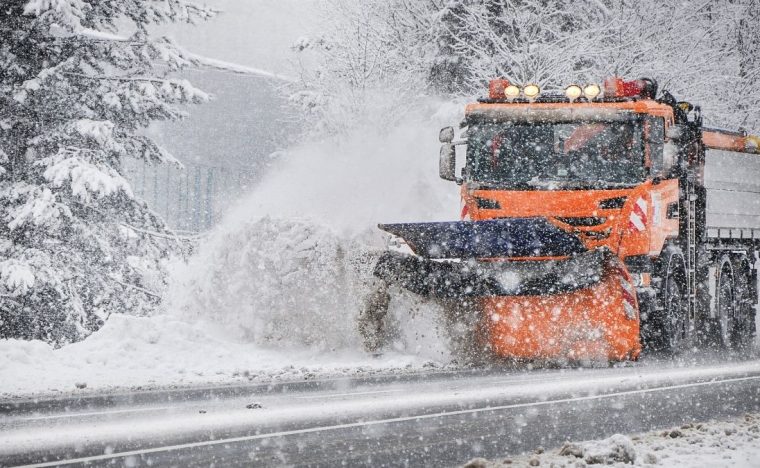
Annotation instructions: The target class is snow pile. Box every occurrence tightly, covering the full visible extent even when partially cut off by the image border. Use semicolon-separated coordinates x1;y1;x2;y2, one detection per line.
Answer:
464;413;760;467
0;314;439;397
42;151;134;202
169;217;380;349
566;434;637;464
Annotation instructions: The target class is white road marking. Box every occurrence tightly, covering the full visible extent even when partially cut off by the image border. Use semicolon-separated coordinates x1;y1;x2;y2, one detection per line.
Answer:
19;407;170;422
12;374;760;468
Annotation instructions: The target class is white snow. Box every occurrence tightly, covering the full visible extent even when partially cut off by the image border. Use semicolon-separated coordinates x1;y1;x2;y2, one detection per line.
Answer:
5;185;69;230
189;54;297;82
42;152;134;202
0;314;437;397
167;99;463;349
23;0;86;29
0;259;36;294
73;119;115;146
466;413;760;467
581;434;638;464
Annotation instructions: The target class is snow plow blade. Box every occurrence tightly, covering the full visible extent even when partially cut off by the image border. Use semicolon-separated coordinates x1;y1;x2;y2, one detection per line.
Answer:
373;248;609;299
378;218;586;259
483;270;641;361
370;218;641;361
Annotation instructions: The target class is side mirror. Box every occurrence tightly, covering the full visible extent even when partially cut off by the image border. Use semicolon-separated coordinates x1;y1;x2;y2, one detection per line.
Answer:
439;143;456;181
439;126;455;143
665;125;686;140
662;141;678;174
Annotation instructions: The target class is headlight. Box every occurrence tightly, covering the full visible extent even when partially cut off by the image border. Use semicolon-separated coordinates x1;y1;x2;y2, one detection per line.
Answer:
565;85;582;102
583;83;601;100
504;85;521;100
523;84;540;99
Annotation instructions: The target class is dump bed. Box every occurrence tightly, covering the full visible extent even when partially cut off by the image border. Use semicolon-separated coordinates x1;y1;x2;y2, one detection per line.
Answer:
705;148;760;240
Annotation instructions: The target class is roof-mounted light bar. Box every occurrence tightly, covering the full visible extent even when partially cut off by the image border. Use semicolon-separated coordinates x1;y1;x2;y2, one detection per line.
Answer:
486;78;655;102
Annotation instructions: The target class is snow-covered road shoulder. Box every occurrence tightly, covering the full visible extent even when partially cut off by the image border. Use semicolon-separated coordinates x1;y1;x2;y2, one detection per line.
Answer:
0;314;443;399
465;413;760;468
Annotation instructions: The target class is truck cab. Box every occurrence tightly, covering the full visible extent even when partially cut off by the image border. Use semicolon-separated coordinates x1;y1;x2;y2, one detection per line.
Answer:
434;77;757;357
453;99;680;266
365;76;758;362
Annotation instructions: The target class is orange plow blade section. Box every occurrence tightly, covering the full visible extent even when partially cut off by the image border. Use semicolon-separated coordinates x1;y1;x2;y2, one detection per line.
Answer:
484;265;641;361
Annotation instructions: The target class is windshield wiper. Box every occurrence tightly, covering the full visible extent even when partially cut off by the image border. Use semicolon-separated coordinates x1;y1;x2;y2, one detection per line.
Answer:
470;181;535;190
526;179;638;189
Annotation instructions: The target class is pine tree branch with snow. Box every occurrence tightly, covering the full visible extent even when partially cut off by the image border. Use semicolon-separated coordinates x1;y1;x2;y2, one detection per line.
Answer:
0;0;214;345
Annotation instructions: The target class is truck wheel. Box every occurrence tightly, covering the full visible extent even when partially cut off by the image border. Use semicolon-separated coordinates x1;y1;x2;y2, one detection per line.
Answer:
730;257;755;350
650;246;688;354
441;298;491;364
716;257;737;349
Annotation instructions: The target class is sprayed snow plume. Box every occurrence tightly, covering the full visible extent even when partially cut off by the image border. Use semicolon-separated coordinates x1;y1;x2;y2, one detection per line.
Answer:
170;217;382;350
169;100;464;356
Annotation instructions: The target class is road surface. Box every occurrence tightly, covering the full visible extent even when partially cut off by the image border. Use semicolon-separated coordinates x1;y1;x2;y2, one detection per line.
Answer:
2;356;760;467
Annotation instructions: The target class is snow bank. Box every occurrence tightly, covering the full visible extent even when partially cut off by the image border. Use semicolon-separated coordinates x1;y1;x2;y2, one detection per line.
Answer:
575;433;637;464
0;314;436;397
465;413;760;467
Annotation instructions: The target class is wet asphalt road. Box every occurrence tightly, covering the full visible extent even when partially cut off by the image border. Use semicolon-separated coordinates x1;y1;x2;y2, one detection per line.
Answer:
2;357;760;467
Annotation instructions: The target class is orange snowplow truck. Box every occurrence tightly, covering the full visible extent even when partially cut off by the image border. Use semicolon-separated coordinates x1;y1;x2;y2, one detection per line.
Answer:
369;77;760;361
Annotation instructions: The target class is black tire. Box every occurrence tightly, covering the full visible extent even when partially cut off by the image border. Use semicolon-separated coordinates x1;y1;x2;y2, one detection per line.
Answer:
648;245;689;354
441;298;491;364
716;256;737;350
729;257;756;351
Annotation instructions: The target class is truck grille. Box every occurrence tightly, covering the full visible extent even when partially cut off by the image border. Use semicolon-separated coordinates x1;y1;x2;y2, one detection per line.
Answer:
555;217;607;227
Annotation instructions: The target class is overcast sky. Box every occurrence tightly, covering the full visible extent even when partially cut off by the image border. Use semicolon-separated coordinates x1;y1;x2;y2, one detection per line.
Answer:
141;0;320;200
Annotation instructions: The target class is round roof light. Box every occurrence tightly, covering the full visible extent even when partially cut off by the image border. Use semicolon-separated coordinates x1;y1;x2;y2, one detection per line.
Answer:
584;83;601;100
504;85;521;100
565;85;582;102
523;84;540;100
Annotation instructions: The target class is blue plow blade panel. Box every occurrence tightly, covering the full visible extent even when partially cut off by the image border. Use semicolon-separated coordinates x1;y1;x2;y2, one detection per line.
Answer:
378;218;586;259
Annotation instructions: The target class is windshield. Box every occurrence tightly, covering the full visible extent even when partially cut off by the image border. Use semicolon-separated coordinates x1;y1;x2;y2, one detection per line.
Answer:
466;120;646;189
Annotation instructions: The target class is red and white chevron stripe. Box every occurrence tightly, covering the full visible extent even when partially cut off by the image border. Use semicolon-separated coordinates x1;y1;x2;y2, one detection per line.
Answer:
628;197;648;232
619;276;637;320
460;198;470;221
609;264;637;320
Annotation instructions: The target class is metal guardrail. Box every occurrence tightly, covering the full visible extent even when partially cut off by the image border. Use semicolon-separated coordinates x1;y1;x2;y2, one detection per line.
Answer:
122;158;256;232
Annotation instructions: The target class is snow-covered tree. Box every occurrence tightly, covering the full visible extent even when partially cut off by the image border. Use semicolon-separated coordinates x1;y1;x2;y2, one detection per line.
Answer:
0;0;214;345
289;0;446;133
437;0;615;92
300;0;760;131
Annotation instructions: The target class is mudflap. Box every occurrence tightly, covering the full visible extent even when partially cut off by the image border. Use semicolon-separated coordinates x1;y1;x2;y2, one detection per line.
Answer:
364;248;641;362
